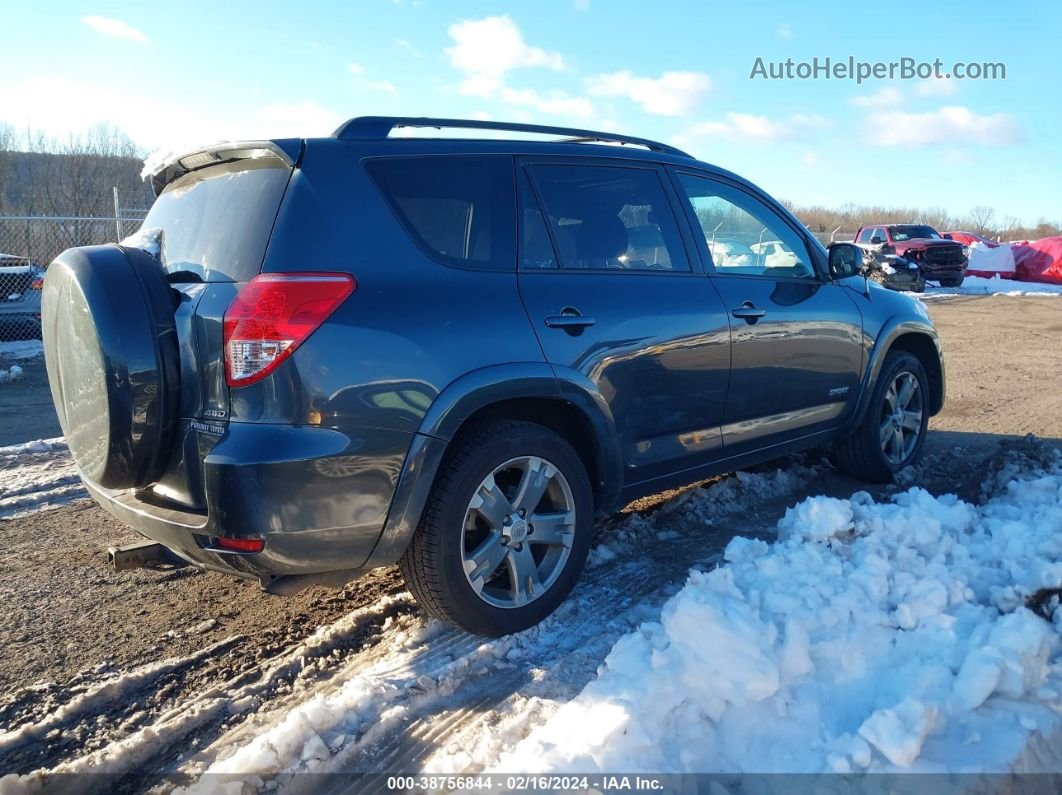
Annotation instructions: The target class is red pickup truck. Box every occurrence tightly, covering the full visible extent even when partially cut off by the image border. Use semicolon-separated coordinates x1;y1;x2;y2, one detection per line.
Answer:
855;224;966;287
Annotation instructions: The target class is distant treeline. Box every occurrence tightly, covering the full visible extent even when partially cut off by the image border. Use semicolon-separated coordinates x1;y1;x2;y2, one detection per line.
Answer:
784;200;1061;243
0;124;153;218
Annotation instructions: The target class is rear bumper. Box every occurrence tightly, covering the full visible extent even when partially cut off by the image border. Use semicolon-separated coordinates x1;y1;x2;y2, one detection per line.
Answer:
85;422;417;582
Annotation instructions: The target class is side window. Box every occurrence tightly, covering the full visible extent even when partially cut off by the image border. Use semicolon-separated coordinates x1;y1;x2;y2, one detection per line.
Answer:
365;156;515;270
527;164;690;272
857;228;874;244
675;173;816;280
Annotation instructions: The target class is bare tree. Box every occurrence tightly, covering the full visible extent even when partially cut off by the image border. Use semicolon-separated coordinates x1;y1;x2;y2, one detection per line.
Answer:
966;205;995;236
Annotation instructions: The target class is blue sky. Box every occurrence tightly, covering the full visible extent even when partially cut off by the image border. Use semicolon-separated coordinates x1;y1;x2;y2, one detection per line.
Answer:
1;0;1058;223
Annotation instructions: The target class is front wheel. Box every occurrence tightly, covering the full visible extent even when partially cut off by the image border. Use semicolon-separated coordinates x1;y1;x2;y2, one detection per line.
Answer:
399;420;593;636
939;275;965;288
832;351;930;483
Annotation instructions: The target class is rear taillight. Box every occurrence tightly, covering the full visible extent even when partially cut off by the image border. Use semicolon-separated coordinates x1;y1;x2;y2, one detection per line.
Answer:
223;273;355;387
214;536;265;553
31;276;43;290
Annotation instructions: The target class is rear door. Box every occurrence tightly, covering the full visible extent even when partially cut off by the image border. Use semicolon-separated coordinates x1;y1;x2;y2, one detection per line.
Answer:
670;169;863;454
516;158;731;485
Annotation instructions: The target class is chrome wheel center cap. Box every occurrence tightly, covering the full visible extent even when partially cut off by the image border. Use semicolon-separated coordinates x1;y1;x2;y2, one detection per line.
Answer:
506;517;529;543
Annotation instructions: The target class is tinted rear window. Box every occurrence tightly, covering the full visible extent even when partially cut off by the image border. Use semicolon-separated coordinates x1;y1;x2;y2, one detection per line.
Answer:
366;156;516;270
139;158;290;282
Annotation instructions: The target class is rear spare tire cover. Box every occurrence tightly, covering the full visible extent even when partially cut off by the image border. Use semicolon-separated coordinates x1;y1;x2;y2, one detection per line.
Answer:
42;244;180;489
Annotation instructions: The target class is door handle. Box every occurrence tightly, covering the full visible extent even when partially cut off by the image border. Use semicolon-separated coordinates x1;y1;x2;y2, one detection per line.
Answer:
731;302;767;323
545;308;596;331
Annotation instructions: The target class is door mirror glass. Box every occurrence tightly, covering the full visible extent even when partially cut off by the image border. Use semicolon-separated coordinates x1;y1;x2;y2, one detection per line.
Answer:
828;242;863;279
869;235;884;245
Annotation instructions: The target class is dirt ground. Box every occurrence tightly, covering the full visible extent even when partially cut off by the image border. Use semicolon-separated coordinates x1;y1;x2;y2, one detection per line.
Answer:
0;295;1059;768
0;355;60;446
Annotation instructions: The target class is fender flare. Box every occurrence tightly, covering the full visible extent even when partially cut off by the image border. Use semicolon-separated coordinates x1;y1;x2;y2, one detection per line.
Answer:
364;363;624;568
845;316;944;433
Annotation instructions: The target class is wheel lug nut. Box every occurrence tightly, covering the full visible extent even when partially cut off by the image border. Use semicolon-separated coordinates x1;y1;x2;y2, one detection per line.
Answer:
519;508;527;518
528;525;534;534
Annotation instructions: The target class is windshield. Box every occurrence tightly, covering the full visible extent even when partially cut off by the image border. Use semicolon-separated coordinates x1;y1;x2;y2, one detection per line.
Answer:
889;225;941;242
136;157;291;282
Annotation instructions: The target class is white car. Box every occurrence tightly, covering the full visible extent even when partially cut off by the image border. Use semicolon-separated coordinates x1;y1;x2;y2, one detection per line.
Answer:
707;239;757;268
750;240;801;268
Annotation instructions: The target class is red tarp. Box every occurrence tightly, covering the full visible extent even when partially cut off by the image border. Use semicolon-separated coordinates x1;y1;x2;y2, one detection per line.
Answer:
1010;236;1062;285
943;231;1000;248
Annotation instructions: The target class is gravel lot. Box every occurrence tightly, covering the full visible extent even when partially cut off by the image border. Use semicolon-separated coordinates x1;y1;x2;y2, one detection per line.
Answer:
0;295;1059;781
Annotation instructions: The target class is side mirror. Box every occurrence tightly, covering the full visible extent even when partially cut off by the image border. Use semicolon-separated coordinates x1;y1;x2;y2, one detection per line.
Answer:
869;236;884;245
942;233;953;240
828;242;863;280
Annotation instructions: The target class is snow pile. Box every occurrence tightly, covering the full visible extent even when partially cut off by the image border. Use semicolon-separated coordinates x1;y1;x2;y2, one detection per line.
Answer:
0;364;23;383
0;340;43;360
495;453;1062;774
916;275;1062;299
120;226;163;259
0;437;85;519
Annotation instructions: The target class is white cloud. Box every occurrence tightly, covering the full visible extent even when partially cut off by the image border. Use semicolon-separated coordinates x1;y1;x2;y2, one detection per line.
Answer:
499;87;594;118
349;63;398;94
81;15;148;43
777;22;793;39
866;105;1023;148
851;86;904;107
362;79;398;94
801;150;819;167
584;70;711;116
255;101;345;138
0;77;342;151
916;77;958;97
446;16;565;97
676;112;828;144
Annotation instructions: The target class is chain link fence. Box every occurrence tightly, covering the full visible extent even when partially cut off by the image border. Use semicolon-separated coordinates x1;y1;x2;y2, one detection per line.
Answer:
0;214;146;342
810;230;858;246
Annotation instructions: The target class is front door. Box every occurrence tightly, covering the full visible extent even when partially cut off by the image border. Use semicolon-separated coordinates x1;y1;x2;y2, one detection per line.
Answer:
671;170;864;454
516;160;731;484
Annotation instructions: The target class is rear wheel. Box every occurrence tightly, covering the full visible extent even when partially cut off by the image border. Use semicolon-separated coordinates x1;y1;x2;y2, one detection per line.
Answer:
833;351;930;482
399;420;593;636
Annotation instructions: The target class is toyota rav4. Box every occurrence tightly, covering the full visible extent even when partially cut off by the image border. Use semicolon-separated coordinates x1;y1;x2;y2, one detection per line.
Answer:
43;117;945;636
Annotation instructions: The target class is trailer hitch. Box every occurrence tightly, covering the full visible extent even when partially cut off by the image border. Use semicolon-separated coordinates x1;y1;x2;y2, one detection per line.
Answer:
107;540;189;572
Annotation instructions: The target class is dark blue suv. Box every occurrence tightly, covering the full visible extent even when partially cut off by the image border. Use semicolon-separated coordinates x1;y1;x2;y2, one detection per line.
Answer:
42;117;944;636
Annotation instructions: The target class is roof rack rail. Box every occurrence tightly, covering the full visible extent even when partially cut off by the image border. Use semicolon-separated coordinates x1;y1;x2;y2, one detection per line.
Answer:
332;116;692;158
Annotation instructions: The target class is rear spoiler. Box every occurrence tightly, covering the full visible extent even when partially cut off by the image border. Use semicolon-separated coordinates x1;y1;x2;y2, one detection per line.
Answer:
144;139;303;197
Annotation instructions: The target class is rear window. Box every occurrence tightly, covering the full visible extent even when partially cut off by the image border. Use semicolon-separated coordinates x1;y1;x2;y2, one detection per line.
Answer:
138;158;291;282
366;156;516;270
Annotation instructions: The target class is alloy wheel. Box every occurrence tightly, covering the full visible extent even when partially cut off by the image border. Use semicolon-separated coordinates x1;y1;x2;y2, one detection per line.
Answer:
879;371;924;466
461;455;576;609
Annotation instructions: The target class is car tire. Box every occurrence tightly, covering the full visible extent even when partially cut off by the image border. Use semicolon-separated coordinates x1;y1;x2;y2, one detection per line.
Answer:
399;419;594;636
912;276;926;293
832;351;930;483
939;275;965;288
